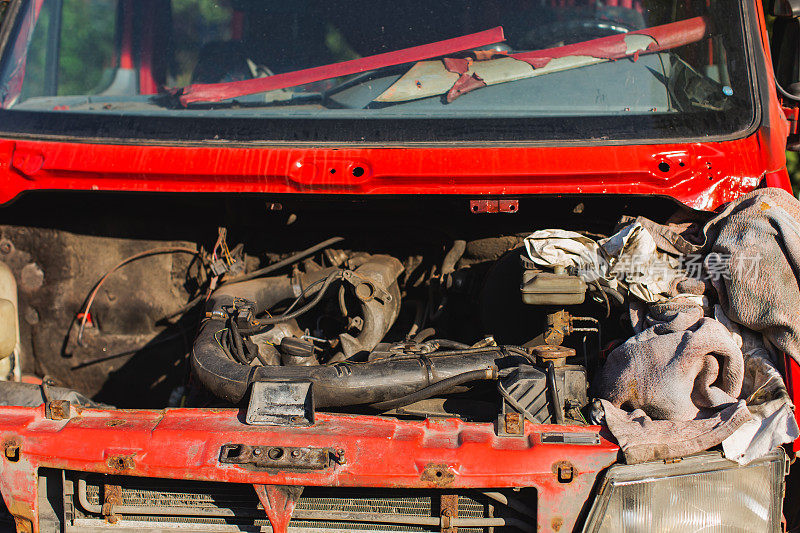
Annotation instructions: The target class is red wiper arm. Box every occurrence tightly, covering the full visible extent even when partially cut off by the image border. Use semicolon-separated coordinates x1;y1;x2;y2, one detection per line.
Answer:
178;27;506;106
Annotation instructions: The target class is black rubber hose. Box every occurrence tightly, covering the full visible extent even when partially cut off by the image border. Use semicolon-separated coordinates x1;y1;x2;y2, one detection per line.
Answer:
430;339;471;350
546;361;565;425
192;327;525;406
370;367;497;411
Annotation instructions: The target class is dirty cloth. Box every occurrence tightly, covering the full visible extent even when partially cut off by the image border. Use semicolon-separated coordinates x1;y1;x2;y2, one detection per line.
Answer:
615;189;800;366
597;304;744;420
522;222;683;302
598;398;750;464
715;306;799;465
704;188;800;367
522;229;609;283
598;221;683;302
595;302;751;463
592;188;800;463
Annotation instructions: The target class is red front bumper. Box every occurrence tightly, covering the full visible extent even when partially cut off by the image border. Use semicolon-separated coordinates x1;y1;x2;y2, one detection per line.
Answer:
0;406;618;532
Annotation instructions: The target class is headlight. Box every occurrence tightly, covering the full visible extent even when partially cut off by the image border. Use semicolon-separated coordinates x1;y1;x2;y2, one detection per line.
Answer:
582;449;788;533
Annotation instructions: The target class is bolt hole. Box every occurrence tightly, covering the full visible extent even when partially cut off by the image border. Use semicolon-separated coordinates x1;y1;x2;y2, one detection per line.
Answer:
509;204;517;211
658;162;671;173
435;470;443;478
351;166;365;178
679;161;686;167
268;447;284;460
472;205;479;212
329;168;336;174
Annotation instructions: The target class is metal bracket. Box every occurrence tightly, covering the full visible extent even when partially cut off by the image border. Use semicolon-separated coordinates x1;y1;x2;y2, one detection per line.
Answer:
341;270;392;303
220;444;339;470
469;199;519;214
246;381;314;426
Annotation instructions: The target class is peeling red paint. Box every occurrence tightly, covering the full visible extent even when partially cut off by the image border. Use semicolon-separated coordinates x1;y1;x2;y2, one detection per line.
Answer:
513;16;708;69
446;72;487;103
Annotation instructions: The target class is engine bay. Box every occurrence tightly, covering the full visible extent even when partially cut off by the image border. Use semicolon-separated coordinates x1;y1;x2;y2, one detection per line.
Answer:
0;193;689;428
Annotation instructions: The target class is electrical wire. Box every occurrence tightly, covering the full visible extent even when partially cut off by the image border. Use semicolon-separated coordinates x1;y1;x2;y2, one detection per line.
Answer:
370;367;497;411
238;270;344;335
229;236;344;283
159;236;346;321
76;247;203;345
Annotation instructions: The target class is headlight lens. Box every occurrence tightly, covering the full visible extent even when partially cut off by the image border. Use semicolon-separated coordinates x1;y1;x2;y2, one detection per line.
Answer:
583;449;787;533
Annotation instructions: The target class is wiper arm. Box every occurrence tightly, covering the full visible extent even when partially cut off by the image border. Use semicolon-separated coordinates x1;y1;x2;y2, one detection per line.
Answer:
375;16;709;103
176;27;506;107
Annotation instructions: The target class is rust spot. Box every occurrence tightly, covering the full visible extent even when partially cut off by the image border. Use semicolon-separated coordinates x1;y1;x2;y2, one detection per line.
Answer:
552;460;575;484
47;400;71;420
107;454;135;471
504;412;522;434
440;494;458;533
13;516;33;533
102;484;122;524
551;516;564;531
3;441;20;462
420;463;455;487
105;419;126;427
760;202;771;211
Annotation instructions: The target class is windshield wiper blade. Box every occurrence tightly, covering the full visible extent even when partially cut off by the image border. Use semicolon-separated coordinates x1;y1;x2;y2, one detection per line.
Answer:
177;27;505;107
375;16;709;104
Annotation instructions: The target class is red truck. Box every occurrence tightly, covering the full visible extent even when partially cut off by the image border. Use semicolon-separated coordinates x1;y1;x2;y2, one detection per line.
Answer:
0;0;797;531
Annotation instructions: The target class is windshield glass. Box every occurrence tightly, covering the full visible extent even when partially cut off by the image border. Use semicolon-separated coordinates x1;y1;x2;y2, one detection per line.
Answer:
0;0;755;143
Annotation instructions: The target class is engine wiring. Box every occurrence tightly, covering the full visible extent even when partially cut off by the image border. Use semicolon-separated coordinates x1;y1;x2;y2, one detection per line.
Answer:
75;247;205;346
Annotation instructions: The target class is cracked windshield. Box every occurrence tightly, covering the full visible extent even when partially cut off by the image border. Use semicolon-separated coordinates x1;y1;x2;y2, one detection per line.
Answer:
0;0;753;132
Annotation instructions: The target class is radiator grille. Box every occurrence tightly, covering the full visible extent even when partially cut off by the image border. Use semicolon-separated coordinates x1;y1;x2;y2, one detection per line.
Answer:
67;472;533;532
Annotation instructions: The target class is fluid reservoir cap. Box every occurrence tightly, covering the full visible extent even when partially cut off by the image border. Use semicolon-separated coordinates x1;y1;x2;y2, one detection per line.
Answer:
531;345;575;367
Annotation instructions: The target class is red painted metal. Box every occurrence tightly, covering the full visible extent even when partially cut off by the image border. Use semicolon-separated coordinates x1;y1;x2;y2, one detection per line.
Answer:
178;27;506;105
0;1;797;531
0;130;782;210
254;485;302;533
0;406;618;533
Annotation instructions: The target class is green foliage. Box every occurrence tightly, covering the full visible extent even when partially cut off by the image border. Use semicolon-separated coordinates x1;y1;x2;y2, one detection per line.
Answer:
58;0;116;95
